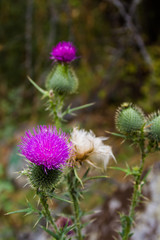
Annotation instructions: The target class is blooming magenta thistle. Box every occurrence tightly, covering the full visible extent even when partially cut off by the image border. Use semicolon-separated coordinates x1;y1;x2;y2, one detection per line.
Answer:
18;125;72;170
50;41;77;63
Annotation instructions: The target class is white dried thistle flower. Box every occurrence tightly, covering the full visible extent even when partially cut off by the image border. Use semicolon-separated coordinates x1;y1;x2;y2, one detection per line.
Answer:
70;127;115;169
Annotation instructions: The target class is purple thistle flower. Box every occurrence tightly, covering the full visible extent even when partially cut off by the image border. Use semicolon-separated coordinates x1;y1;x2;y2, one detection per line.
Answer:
18;125;72;170
50;41;77;63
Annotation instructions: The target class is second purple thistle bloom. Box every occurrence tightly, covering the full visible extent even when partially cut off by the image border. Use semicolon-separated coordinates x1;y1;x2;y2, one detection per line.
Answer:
50;41;77;63
18;125;72;170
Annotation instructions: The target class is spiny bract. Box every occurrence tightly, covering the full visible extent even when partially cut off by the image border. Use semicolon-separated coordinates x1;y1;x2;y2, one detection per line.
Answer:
46;63;78;95
146;111;160;142
29;164;61;192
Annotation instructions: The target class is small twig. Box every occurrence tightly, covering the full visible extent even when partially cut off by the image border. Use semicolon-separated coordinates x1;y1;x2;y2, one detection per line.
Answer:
106;0;153;67
129;0;142;16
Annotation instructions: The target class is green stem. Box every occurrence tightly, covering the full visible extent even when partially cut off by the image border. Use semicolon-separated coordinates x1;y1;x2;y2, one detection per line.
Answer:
72;194;82;240
129;155;145;219
67;169;83;240
122;138;146;240
48;94;64;128
39;191;58;232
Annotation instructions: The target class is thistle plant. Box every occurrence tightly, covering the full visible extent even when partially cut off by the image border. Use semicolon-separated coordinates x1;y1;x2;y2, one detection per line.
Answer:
7;36;160;240
8;39;160;240
8;41;114;240
111;102;160;240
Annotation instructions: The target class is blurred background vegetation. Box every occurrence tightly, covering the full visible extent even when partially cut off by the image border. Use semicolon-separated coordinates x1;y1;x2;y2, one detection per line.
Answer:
1;0;160;239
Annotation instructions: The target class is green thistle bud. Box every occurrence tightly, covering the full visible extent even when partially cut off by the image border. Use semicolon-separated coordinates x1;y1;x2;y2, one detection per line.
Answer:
146;111;160;142
115;103;145;135
46;63;78;95
28;164;61;192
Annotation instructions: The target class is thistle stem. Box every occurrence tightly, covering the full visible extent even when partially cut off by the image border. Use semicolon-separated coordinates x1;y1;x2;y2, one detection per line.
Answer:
72;193;83;240
121;138;146;240
48;94;64;128
67;168;83;240
38;191;58;232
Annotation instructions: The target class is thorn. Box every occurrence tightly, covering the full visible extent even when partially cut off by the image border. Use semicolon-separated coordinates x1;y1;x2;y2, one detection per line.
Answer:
23;182;29;188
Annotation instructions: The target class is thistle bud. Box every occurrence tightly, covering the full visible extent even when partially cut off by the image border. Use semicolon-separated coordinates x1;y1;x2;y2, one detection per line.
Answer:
46;41;79;95
115;103;145;135
46;63;78;95
146;111;160;142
